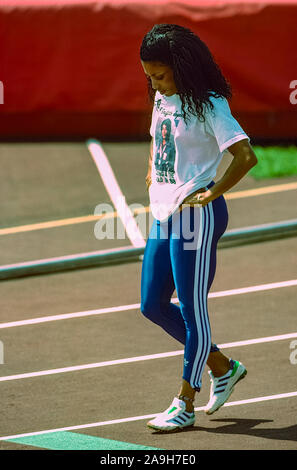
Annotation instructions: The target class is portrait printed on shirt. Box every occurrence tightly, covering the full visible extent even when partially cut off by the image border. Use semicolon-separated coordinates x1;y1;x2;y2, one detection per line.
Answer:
154;117;176;184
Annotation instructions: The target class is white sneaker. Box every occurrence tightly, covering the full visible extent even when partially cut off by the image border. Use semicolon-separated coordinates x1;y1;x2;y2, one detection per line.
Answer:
147;397;195;431
205;360;247;415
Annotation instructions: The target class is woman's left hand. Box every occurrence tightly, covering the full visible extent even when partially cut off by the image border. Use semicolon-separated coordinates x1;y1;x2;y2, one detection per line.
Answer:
196;189;214;207
183;189;214;207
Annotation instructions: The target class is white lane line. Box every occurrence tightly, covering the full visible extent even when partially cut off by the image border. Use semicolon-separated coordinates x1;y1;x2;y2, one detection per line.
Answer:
1;279;296;329
86;138;145;248
0;332;296;383
0;303;141;330
208;279;297;297
1;391;296;441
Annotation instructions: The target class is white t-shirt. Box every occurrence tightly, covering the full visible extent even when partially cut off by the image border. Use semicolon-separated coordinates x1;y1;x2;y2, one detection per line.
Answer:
149;91;249;221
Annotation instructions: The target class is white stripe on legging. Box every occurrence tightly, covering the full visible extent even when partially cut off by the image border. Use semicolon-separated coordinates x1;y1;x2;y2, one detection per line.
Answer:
197;202;214;382
191;204;213;388
190;207;206;388
197;202;214;383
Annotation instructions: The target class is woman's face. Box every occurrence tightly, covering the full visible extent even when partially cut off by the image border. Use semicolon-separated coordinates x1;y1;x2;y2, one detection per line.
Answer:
141;61;178;97
161;124;168;138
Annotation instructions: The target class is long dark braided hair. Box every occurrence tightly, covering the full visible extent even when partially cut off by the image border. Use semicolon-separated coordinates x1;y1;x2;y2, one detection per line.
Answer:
140;24;232;123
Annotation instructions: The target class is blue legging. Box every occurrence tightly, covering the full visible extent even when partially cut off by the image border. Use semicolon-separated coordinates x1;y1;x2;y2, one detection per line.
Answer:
140;181;228;391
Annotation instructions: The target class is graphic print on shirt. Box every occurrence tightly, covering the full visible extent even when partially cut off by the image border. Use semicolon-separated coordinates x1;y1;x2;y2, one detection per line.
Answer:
155;117;176;184
153;97;184;185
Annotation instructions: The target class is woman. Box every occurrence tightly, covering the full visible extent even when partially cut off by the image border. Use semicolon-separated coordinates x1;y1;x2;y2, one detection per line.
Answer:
140;24;257;432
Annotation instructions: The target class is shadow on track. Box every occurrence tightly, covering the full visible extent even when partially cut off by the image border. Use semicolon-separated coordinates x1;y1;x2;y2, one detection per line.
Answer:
149;418;297;442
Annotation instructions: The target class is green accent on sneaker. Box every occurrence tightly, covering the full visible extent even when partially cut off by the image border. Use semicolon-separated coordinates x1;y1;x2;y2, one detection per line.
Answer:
230;361;240;377
168;406;177;414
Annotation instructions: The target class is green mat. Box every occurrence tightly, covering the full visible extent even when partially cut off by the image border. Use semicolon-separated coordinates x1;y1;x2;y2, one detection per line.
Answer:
7;431;163;450
249;145;297;180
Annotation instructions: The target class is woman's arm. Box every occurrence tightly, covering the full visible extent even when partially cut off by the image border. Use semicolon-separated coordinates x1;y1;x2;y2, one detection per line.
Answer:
196;138;258;206
145;138;153;190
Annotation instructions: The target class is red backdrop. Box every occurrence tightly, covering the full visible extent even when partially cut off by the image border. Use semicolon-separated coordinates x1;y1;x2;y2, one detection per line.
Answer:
0;0;296;139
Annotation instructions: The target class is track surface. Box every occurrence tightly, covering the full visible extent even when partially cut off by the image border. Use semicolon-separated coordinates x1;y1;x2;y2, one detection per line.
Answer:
0;142;296;450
